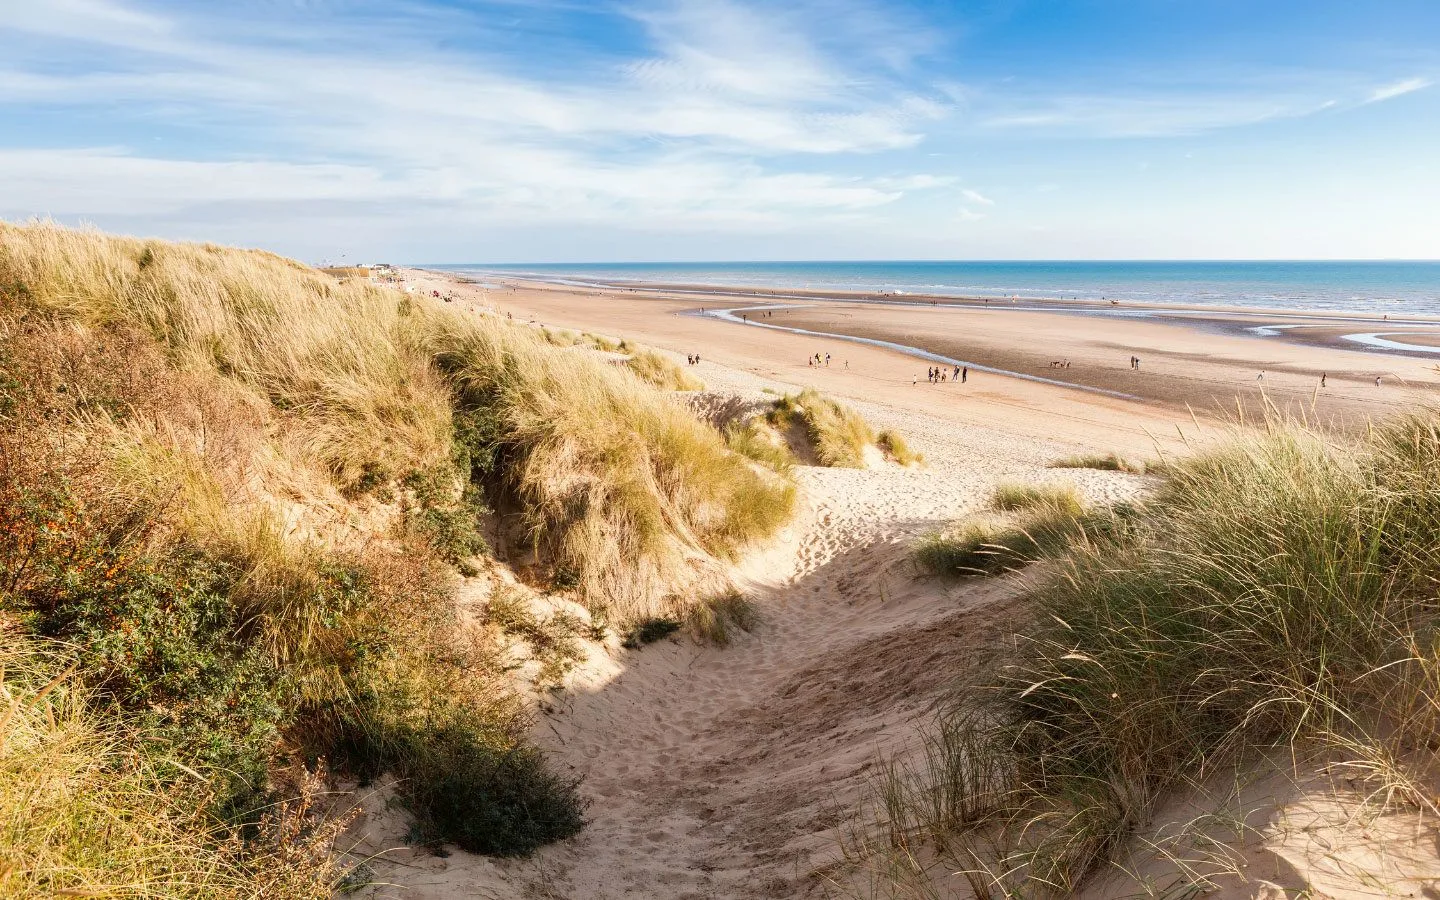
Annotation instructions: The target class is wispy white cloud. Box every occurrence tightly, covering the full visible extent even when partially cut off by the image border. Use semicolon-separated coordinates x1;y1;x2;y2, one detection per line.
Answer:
961;188;993;206
1367;76;1432;104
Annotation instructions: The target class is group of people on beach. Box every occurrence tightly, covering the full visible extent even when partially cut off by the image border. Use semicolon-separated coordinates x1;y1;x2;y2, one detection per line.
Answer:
920;365;966;385
809;352;831;367
687;353;702;365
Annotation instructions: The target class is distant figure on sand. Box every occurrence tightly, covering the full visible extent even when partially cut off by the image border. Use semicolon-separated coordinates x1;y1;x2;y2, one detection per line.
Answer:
1321;373;1327;388
1376;376;1383;386
953;365;960;380
1258;370;1265;382
962;367;968;383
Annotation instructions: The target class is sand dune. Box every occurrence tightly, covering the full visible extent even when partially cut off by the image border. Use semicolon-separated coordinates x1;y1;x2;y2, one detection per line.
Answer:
348;270;1440;898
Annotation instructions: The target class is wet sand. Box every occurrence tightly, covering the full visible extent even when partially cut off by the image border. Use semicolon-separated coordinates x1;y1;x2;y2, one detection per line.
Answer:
409;270;1440;440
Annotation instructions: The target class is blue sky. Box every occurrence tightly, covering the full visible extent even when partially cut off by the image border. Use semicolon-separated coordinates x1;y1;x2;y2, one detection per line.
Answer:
2;0;1437;262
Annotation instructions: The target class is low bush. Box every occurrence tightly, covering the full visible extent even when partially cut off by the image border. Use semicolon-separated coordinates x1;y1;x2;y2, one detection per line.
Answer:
622;618;682;649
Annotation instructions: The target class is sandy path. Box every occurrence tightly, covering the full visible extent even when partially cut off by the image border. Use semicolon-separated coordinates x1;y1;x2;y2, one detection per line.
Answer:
349;350;1145;899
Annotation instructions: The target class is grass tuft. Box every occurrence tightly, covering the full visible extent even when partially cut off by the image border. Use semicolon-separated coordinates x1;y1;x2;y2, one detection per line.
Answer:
686;588;761;646
877;429;924;466
1049;451;1146;474
767;389;875;468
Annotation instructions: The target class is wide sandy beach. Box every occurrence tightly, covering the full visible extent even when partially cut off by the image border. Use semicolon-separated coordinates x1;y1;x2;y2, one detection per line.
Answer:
415;270;1440;442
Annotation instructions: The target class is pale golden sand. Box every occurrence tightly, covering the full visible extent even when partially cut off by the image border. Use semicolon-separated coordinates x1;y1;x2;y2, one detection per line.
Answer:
343;270;1440;899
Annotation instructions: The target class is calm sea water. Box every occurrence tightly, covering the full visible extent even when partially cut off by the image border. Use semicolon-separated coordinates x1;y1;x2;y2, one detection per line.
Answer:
437;261;1440;315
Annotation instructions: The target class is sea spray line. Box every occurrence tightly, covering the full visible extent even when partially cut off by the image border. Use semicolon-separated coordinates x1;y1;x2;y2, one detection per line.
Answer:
696;305;1145;402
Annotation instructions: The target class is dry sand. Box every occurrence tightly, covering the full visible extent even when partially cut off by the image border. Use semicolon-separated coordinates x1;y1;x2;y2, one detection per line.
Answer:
343;271;1440;899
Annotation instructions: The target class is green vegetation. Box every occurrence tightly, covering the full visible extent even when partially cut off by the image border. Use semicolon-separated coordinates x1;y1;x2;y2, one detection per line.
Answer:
623;348;705;391
621;618;682;649
724;419;798;474
0;636;350;897
686;588;761;646
877;415;1440;896
877;429;923;466
765;388;918;468
0;221;796;887
1049;451;1146;474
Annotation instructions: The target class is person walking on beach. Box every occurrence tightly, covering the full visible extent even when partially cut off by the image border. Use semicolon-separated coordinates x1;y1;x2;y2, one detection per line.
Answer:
953;365;960;381
844;360;849;369
825;353;831;367
1258;370;1265;382
961;366;968;383
1321;372;1327;388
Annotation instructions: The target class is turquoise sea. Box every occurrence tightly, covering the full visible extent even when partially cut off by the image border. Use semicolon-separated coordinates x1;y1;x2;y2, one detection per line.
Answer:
437;260;1440;315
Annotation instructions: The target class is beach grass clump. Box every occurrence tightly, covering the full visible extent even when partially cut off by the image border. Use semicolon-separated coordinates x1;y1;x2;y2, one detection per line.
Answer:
913;502;1087;579
767;389;876;468
579;331;629;353
686;588;761;646
990;480;1084;516
622;348;705;391
724;419;798;474
876;413;1440;895
1049;451;1145;474
877;429;924;466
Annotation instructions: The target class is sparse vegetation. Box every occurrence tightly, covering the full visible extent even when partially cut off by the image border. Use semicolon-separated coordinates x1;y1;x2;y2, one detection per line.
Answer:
989;480;1084;515
725;419;797;474
686;588;761;646
874;414;1440;896
1050;451;1145;474
623;348;705;391
621;617;682;649
484;586;589;687
877;429;924;466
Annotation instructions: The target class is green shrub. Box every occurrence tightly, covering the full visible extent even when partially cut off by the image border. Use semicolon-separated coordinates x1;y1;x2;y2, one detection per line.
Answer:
622;618;682;649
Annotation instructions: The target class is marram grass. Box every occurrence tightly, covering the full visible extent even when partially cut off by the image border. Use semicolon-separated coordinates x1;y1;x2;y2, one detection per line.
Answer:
873;414;1440;897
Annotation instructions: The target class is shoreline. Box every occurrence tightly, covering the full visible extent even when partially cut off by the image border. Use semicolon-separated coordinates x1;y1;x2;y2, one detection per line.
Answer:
459;271;1440;361
436;267;1440;327
409;266;1440;436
